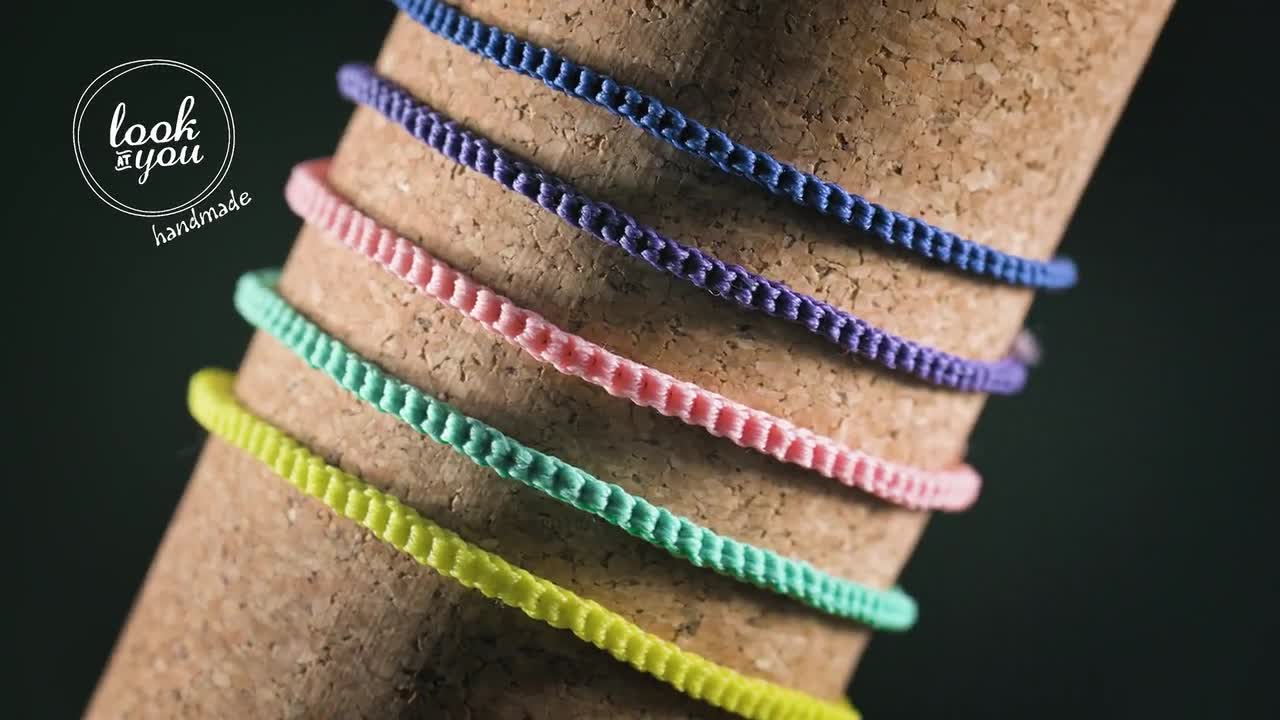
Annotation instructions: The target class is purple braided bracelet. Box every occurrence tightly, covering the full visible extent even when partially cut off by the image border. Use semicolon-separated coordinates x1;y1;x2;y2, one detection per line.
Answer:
337;63;1029;394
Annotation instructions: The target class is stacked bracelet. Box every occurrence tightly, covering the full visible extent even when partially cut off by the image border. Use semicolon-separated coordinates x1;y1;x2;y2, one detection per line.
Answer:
236;268;918;630
286;158;981;512
392;0;1077;291
171;2;1078;708
338;63;1032;395
188;368;862;720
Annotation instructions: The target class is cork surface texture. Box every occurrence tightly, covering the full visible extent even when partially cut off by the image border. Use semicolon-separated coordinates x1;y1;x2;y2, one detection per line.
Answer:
89;1;1171;718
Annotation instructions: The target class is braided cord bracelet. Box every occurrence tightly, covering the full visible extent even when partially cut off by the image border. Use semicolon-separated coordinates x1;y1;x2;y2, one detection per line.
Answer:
392;0;1077;291
287;158;980;512
338;64;1029;395
237;269;917;631
188;368;860;720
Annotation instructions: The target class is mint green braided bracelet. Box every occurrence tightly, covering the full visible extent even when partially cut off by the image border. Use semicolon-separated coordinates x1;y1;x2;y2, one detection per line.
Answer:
235;269;918;631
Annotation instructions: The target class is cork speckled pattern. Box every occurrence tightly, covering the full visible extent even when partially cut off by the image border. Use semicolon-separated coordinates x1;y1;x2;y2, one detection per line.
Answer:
89;1;1171;718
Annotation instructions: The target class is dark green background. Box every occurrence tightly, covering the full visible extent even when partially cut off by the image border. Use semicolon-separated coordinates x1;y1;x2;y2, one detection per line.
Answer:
7;2;1273;718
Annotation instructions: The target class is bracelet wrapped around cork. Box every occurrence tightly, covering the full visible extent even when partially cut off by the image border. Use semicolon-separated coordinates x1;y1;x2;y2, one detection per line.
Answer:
87;1;1172;717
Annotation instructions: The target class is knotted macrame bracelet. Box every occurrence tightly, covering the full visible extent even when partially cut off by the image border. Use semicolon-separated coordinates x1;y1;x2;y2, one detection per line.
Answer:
236;269;918;631
337;63;1030;395
391;0;1077;291
187;368;860;720
286;158;981;512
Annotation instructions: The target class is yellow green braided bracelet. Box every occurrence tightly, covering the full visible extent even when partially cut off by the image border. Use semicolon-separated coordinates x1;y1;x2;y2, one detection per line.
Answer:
188;368;859;720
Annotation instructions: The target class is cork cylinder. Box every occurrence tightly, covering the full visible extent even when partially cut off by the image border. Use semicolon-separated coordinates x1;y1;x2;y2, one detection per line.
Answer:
88;1;1171;718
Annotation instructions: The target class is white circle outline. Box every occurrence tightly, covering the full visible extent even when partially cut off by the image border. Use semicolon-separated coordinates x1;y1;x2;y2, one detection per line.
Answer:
72;59;235;218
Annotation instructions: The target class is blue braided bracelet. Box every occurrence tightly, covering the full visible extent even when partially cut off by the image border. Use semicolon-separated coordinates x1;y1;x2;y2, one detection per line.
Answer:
338;63;1029;394
392;0;1077;291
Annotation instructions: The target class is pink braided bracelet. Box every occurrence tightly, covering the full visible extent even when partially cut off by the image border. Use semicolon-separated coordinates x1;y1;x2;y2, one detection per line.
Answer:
286;158;981;511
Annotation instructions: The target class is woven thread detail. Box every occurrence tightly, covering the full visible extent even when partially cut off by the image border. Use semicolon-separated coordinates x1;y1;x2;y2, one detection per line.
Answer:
188;368;861;720
285;158;980;512
336;63;1030;395
392;0;1077;292
235;269;918;631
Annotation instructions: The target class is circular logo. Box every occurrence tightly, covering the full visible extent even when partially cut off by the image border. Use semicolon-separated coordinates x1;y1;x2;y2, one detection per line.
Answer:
72;59;235;218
